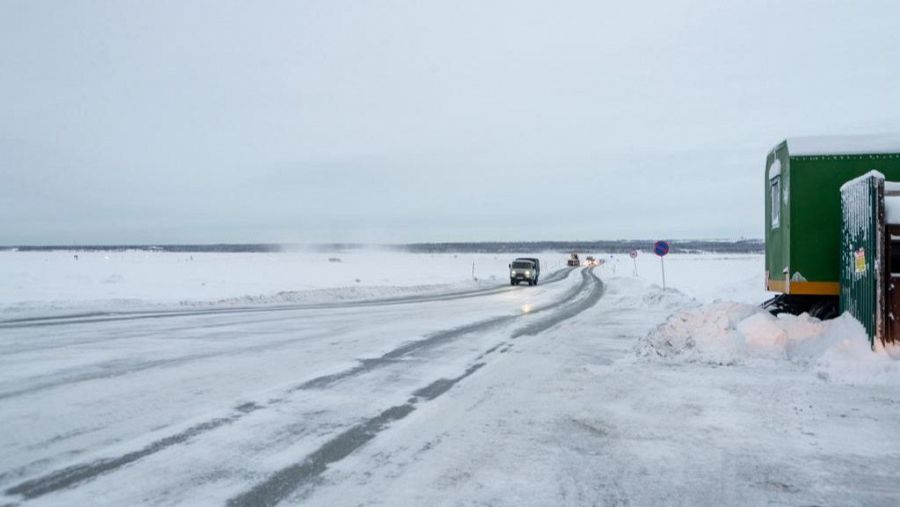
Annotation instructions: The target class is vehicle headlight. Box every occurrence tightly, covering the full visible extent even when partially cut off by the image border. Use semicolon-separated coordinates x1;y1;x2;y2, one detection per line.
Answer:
525;270;530;276
511;270;516;276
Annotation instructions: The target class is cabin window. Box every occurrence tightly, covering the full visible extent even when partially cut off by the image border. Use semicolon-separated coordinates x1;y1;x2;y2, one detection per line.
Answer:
770;175;781;229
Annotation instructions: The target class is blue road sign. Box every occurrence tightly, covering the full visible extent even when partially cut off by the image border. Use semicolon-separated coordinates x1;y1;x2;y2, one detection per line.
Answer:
653;241;670;257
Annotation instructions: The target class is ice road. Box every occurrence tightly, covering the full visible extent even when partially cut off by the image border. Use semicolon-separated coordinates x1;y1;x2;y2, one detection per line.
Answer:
2;257;900;506
1;266;602;505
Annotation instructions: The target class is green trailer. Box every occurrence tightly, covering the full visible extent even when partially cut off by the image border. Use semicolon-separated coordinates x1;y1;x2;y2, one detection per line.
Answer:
765;135;900;316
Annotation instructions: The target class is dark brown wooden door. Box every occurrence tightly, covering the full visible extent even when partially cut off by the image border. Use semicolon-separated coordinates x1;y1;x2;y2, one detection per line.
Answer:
885;226;900;344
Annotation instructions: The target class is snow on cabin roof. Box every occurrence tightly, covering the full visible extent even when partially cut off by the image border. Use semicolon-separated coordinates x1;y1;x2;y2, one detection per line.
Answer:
839;170;884;192
786;134;900;156
838;170;900;195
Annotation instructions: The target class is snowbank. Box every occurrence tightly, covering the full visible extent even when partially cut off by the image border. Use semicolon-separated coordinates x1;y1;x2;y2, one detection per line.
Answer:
638;302;900;384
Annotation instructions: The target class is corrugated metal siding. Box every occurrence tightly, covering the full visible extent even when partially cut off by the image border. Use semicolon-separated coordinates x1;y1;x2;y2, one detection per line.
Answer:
840;174;884;347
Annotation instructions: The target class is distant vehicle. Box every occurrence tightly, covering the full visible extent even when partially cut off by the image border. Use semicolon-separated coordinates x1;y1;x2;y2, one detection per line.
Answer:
509;258;540;286
585;256;597;267
567;253;580;267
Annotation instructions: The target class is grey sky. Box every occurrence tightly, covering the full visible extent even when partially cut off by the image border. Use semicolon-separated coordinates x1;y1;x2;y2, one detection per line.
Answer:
2;1;899;244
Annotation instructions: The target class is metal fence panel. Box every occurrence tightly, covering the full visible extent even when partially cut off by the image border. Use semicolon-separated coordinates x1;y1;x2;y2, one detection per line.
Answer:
840;173;884;347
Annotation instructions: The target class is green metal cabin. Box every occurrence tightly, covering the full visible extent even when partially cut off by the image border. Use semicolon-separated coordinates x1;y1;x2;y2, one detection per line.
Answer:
765;135;900;296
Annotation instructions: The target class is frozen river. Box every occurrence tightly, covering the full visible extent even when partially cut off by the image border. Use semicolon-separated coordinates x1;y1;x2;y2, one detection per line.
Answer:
1;264;601;505
2;252;899;506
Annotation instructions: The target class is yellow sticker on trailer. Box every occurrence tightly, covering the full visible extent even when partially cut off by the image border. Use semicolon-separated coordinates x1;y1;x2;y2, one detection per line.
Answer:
855;248;867;273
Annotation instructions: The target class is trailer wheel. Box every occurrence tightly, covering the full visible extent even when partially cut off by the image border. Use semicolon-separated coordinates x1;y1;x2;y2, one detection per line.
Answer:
763;294;839;320
809;299;839;320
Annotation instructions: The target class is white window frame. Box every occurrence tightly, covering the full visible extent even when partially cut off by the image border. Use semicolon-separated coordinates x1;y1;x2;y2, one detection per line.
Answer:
770;175;781;230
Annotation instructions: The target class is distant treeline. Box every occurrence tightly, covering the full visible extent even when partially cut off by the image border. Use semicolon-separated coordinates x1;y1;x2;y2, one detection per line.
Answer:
403;240;764;254
3;240;764;254
5;244;287;253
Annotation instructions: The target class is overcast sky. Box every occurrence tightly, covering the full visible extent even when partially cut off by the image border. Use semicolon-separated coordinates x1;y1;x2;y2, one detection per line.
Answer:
2;1;899;245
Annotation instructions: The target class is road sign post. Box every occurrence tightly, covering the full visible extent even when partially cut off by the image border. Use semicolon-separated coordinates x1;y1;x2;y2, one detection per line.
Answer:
653;241;670;289
629;250;638;277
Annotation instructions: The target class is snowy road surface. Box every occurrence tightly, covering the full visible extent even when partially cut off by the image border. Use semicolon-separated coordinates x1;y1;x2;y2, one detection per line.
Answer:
1;267;603;505
2;257;900;506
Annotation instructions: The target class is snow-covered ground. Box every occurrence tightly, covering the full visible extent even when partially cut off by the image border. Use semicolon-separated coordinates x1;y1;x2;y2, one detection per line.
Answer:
597;252;766;304
1;251;898;506
0;250;566;316
0;250;762;315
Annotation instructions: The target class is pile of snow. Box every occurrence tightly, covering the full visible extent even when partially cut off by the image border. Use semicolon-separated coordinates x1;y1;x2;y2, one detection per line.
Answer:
637;302;900;384
635;301;757;363
600;277;694;314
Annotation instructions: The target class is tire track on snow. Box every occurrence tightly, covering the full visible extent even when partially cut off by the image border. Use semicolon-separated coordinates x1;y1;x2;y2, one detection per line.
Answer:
3;268;592;502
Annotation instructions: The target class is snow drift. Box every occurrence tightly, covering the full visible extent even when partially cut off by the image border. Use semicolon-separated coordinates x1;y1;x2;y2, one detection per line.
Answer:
638;302;900;384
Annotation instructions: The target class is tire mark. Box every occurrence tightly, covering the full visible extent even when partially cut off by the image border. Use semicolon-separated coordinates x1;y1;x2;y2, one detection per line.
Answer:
227;363;486;507
0;326;349;401
0;268;575;330
227;273;605;505
292;268;590;391
511;269;604;338
0;270;578;400
1;270;587;500
3;267;575;356
4;402;264;500
0;311;344;357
